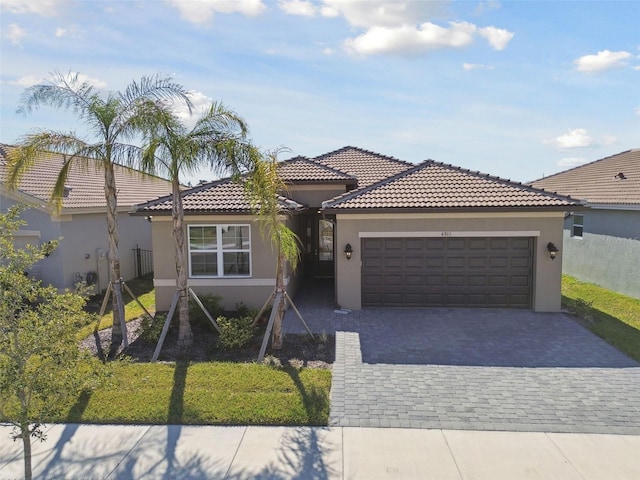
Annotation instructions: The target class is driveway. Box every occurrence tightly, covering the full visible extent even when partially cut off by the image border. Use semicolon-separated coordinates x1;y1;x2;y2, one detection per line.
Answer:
285;304;640;434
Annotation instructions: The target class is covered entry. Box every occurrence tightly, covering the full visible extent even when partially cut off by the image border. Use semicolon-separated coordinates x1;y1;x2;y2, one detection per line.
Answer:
361;236;533;308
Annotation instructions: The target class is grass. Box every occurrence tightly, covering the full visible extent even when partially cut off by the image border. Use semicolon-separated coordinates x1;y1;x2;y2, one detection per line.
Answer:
61;361;332;425
76;275;156;340
562;275;640;362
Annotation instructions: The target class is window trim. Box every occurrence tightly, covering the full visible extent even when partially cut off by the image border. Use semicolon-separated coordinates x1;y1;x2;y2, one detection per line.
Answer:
572;214;584;238
188;224;252;278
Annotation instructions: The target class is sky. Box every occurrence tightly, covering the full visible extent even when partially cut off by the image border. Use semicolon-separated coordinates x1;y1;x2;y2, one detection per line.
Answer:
1;0;638;185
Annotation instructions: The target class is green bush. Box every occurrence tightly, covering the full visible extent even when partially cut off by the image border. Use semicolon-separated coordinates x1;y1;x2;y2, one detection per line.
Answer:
139;313;168;343
189;294;223;329
217;316;255;349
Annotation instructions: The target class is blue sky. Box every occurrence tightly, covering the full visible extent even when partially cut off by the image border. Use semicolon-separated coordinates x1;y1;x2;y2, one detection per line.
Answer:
1;0;638;184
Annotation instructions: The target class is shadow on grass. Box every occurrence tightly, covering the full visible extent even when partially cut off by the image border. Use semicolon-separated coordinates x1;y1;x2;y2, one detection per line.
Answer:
282;366;330;426
563;295;640;363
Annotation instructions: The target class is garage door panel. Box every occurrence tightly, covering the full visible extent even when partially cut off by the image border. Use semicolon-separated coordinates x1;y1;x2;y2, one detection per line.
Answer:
362;236;533;308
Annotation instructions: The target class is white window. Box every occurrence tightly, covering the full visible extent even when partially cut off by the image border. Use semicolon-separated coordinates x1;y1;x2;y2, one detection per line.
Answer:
572;214;584;238
188;225;251;277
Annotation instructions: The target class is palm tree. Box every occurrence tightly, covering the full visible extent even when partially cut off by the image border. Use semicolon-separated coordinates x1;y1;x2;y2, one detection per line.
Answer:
6;71;192;351
138;102;254;349
243;150;301;350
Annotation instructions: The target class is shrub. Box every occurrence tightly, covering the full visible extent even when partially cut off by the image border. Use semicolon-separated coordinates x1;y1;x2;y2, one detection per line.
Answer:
189;294;223;329
217;315;255;350
139;313;168;343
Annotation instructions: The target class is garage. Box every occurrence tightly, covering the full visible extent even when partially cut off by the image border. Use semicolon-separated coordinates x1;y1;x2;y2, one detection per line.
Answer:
361;236;533;308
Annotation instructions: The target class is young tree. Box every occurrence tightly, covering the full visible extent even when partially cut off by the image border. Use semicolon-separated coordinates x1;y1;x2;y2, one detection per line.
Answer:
6;71;191;352
243;150;301;349
138;101;254;349
0;206;106;480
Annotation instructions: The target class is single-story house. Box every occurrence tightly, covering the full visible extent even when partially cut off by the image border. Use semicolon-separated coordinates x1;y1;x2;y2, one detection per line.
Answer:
133;146;583;313
530;148;639;299
0;143;173;292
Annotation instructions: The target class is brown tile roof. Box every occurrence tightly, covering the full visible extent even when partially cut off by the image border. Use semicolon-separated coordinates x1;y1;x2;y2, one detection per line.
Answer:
529;149;640;205
134;178;304;215
312;146;413;188
323;161;582;212
0;144;172;210
277;156;357;185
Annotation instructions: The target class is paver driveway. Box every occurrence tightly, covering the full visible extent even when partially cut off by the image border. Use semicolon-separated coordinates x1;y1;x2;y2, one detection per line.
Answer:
285;302;640;434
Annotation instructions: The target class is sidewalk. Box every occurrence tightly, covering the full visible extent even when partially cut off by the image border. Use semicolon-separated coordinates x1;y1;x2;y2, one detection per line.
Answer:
2;424;639;479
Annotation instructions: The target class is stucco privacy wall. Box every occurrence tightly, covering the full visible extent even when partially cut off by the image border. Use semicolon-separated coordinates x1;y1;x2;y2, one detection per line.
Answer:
151;215;292;312
563;209;640;299
334;212;565;312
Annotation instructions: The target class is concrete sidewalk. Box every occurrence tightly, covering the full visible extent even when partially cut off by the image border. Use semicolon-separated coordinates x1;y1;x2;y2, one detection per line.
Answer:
2;424;639;479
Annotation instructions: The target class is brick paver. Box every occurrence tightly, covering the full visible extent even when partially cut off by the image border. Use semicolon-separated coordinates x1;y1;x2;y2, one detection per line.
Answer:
285;300;640;434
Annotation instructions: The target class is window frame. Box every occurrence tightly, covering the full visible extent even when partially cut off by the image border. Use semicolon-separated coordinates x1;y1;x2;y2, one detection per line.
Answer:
187;224;252;278
572;214;584;238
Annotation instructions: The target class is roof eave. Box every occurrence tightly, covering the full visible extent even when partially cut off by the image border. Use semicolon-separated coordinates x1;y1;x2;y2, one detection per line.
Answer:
322;205;588;215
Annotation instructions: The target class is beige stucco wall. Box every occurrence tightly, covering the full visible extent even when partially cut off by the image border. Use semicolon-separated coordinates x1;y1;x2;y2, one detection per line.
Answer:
286;185;347;208
151;215;298;312
334;212;565;312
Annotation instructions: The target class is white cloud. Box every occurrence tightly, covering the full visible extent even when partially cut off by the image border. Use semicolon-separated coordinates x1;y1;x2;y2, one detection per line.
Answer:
345;21;512;56
54;26;83;38
575;50;632;73
54;72;108;89
478;25;513;50
172;90;213;128
279;0;317;16
548;128;594;149
558;157;588;168
165;0;266;26
0;0;63;16
463;63;493;71
319;0;448;29
8;74;43;87
6;23;26;46
475;0;501;15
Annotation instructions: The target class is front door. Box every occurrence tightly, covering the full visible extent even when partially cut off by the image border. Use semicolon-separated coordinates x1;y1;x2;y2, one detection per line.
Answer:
302;214;335;278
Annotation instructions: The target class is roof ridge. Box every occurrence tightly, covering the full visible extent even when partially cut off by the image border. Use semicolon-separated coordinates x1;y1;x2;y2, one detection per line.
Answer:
430;160;581;203
529;148;638;183
313;145;414;167
323;160;432;208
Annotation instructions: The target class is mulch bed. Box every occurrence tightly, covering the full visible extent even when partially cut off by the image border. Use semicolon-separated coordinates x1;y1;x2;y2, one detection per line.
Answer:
80;317;334;369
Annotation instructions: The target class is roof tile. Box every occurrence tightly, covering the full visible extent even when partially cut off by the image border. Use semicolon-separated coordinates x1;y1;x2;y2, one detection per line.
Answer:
0;144;172;209
529;149;640;205
324;161;582;210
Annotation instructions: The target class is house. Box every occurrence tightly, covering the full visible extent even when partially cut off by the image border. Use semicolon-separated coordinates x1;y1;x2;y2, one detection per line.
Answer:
0;144;173;292
530;149;640;299
133;146;583;313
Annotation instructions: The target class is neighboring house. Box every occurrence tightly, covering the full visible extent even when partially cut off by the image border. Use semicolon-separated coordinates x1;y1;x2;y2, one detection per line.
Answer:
133;146;582;313
0;144;173;292
530;149;640;299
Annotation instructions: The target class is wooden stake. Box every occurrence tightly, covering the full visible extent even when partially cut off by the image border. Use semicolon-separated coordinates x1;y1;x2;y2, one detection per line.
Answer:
284;291;314;339
122;281;155;320
257;291;282;363
151;291;179;362
188;288;221;334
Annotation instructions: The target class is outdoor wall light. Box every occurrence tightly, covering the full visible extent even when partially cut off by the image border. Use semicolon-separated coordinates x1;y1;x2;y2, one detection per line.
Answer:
344;243;353;260
547;242;559;260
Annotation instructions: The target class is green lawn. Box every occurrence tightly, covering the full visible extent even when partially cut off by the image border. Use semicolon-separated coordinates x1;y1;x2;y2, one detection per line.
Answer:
3;362;331;426
562;275;640;362
77;276;156;340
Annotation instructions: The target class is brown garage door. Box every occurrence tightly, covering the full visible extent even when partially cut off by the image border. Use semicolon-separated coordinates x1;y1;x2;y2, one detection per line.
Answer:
361;237;533;308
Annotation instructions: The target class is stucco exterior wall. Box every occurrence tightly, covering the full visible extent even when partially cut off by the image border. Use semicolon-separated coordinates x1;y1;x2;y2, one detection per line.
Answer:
1;194;153;292
151;215;294;312
563;209;640;299
334;212;565;312
286;185;347;208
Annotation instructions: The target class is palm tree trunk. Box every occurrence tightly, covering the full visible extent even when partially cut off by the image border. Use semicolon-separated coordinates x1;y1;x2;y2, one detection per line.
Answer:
271;245;286;350
173;181;192;350
104;160;125;346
